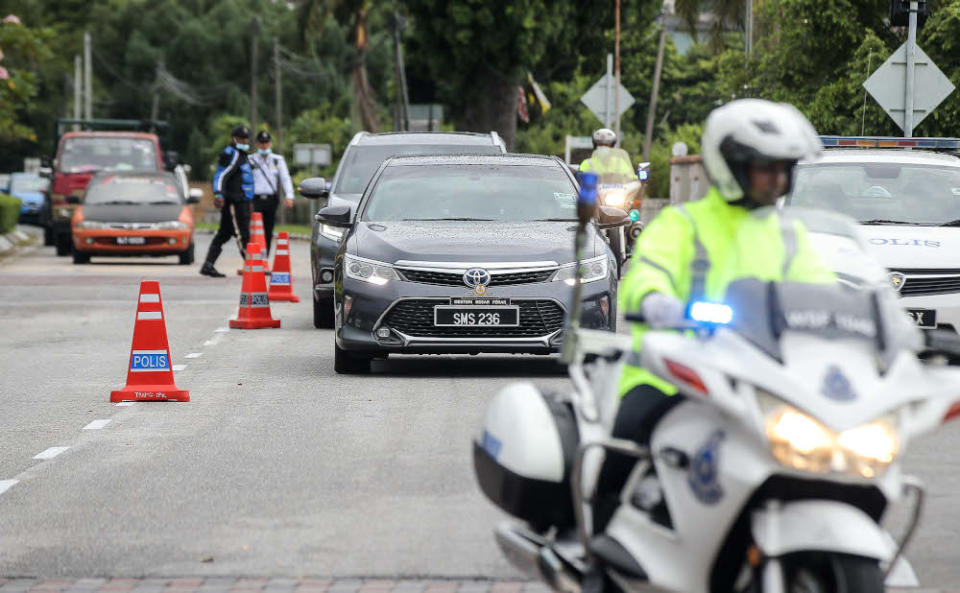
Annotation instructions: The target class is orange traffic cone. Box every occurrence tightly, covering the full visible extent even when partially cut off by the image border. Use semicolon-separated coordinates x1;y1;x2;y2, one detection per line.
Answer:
230;243;281;329
268;232;300;303
110;281;189;402
238;212;271;275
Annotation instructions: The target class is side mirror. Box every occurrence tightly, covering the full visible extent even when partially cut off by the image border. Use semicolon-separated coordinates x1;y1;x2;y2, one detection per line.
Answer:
315;204;352;226
164;150;180;171
637;162;651;182
187;188;203;204
597;205;629;229
299;177;329;199
65;195;81;205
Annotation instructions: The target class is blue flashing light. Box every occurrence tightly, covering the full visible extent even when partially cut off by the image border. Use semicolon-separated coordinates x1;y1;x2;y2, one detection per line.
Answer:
638;169;649;181
687;301;733;325
578;171;598;206
628;209;640;221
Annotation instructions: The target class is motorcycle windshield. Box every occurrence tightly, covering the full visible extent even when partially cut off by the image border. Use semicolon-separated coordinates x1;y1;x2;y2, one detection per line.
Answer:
717;207;917;360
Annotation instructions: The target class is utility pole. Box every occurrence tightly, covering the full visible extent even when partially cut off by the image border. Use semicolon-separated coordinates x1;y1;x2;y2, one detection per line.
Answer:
250;17;260;134
83;32;92;121
393;12;410;132
642;7;669;161
73;55;82;130
150;61;161;123
745;0;753;56
904;0;918;137
274;37;282;153
604;54;613;128
614;0;621;143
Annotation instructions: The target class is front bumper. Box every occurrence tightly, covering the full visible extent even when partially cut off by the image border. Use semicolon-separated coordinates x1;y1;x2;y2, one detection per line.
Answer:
311;228;340;301
73;228;193;255
336;274;616;355
899;293;960;333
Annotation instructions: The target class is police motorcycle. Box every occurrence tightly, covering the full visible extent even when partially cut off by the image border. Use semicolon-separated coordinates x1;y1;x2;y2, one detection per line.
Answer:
595;163;648;276
472;173;960;593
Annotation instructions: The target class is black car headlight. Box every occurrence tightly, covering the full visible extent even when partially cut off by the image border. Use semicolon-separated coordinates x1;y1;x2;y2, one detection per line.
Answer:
344;254;397;286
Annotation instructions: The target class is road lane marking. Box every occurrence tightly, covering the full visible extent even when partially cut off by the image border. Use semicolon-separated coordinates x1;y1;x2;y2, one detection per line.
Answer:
115;402;136;407
33;447;70;460
83;420;111;430
185;352;202;359
0;480;18;495
172;364;187;371
214;327;230;333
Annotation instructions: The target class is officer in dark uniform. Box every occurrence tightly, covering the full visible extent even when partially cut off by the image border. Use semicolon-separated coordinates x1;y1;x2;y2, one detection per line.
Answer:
200;125;255;278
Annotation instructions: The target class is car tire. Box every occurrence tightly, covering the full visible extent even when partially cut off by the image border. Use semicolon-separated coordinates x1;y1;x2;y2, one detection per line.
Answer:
313;294;335;329
72;250;90;264
179;242;195;265
55;232;72;256
43;225;54;246
334;343;372;374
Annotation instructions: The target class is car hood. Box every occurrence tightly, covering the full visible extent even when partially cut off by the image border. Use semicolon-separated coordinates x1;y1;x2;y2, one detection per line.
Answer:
81;203;184;223
11;191;44;205
348;221;599;265
859;225;960;268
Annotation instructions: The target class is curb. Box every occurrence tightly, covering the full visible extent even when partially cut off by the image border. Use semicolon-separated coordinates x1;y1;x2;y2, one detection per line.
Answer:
0;225;37;259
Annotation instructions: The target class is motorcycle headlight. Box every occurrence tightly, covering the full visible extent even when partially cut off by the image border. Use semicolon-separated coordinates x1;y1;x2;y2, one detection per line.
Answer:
77;221;106;229
758;390;899;477
156;221;188;230
553;256;608;286
344;254;397;286
320;224;344;241
601;190;629;208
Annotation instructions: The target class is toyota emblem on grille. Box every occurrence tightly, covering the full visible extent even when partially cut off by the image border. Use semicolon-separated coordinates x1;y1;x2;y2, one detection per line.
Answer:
463;268;492;296
889;272;906;292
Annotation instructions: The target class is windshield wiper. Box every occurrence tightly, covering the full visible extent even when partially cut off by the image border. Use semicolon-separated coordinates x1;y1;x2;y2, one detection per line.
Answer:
97;200;140;205
148;200;181;205
533;218;578;222
859;219;925;226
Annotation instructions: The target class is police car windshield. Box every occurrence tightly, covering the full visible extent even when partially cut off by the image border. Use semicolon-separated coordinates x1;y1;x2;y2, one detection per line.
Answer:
85;176;183;205
335;144;502;194
362;164;577;222
60;137;159;174
790;162;960;225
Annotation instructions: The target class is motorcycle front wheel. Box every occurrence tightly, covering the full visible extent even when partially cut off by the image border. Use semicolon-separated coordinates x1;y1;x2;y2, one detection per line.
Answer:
775;552;883;593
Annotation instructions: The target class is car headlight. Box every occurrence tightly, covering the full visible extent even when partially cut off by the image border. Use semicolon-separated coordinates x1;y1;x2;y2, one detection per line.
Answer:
601;189;629;208
344;254;397;286
77;221;106;229
156;221;188;230
758;390;899;477
320;224;344;241
553;256;609;286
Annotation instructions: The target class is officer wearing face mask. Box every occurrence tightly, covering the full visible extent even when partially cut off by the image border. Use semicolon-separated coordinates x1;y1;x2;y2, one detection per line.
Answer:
200;125;254;278
249;131;295;256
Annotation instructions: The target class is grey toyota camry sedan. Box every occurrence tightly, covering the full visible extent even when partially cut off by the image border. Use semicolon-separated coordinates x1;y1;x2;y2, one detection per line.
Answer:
309;153;622;373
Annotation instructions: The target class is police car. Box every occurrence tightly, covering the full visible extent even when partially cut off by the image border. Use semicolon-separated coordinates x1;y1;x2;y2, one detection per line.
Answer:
790;137;960;331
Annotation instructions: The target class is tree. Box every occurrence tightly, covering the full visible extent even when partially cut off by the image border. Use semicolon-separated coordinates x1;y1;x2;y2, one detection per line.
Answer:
0;14;53;170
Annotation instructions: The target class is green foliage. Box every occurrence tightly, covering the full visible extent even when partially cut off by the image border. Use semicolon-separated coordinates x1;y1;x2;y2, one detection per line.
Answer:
286;104;357;178
0;193;21;234
0;17;54;146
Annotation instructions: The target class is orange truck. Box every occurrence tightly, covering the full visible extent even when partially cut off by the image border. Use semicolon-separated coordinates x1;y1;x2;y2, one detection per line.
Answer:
43;119;184;255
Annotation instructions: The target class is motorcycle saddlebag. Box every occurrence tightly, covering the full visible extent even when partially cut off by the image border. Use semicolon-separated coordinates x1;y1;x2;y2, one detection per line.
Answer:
473;382;579;530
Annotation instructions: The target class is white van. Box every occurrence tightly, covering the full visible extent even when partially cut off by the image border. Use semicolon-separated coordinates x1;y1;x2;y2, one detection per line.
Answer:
790;137;960;331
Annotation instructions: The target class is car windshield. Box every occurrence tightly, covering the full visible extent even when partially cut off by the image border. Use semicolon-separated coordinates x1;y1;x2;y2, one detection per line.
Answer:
84;176;183;205
790;162;960;225
59;137;158;174
335;144;502;194
361;163;578;222
9;176;48;193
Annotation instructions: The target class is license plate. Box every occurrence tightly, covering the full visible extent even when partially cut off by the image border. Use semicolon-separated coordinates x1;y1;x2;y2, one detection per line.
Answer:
117;236;146;245
434;305;520;327
907;308;936;328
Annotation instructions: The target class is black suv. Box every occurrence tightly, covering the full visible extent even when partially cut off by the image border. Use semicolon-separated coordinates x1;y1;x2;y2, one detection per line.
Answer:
300;131;507;328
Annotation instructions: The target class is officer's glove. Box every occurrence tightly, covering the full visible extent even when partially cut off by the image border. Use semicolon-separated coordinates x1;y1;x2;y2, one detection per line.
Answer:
641;292;686;329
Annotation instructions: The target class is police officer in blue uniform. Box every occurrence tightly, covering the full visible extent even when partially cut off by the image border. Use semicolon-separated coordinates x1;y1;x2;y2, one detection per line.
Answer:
200;125;255;278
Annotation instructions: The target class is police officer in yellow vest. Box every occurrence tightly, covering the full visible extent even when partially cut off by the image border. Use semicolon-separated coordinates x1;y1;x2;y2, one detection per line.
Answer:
579;128;635;181
592;99;825;533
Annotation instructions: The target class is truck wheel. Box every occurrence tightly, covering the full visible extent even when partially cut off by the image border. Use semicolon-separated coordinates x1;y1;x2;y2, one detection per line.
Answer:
179;242;195;265
55;232;72;256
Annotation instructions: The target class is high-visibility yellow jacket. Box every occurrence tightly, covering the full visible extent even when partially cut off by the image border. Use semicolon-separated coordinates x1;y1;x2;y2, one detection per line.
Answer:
618;187;835;396
579;147;635;180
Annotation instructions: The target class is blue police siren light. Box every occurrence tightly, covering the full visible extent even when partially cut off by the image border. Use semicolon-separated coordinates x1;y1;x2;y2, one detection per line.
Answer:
638;169;649;182
687;301;734;325
578;171;598;205
628;209;641;221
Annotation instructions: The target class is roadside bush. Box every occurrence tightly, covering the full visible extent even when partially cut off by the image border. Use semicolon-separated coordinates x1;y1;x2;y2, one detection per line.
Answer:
0;193;21;234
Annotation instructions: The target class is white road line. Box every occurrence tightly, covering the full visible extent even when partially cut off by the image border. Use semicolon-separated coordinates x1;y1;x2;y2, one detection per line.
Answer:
0;480;18;496
82;419;111;430
185;352;202;359
172;364;187;371
214;327;230;333
115;402;136;407
33;447;70;460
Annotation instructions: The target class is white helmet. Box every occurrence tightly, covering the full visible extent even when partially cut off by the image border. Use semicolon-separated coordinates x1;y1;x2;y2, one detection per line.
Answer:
701;99;821;202
592;128;617;147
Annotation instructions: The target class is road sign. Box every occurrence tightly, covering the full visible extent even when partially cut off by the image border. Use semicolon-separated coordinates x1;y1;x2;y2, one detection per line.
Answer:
863;41;955;134
293;143;332;168
581;73;635;127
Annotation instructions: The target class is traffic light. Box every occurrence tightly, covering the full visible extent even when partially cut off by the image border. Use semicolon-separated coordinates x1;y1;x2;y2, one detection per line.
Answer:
890;0;929;28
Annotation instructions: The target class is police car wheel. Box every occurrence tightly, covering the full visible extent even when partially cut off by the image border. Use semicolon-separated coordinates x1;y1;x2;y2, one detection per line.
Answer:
313;294;334;329
334;343;371;374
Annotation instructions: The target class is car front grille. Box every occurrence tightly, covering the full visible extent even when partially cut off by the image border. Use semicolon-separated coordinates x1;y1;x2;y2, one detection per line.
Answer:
382;299;565;338
892;270;960;296
397;268;556;287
